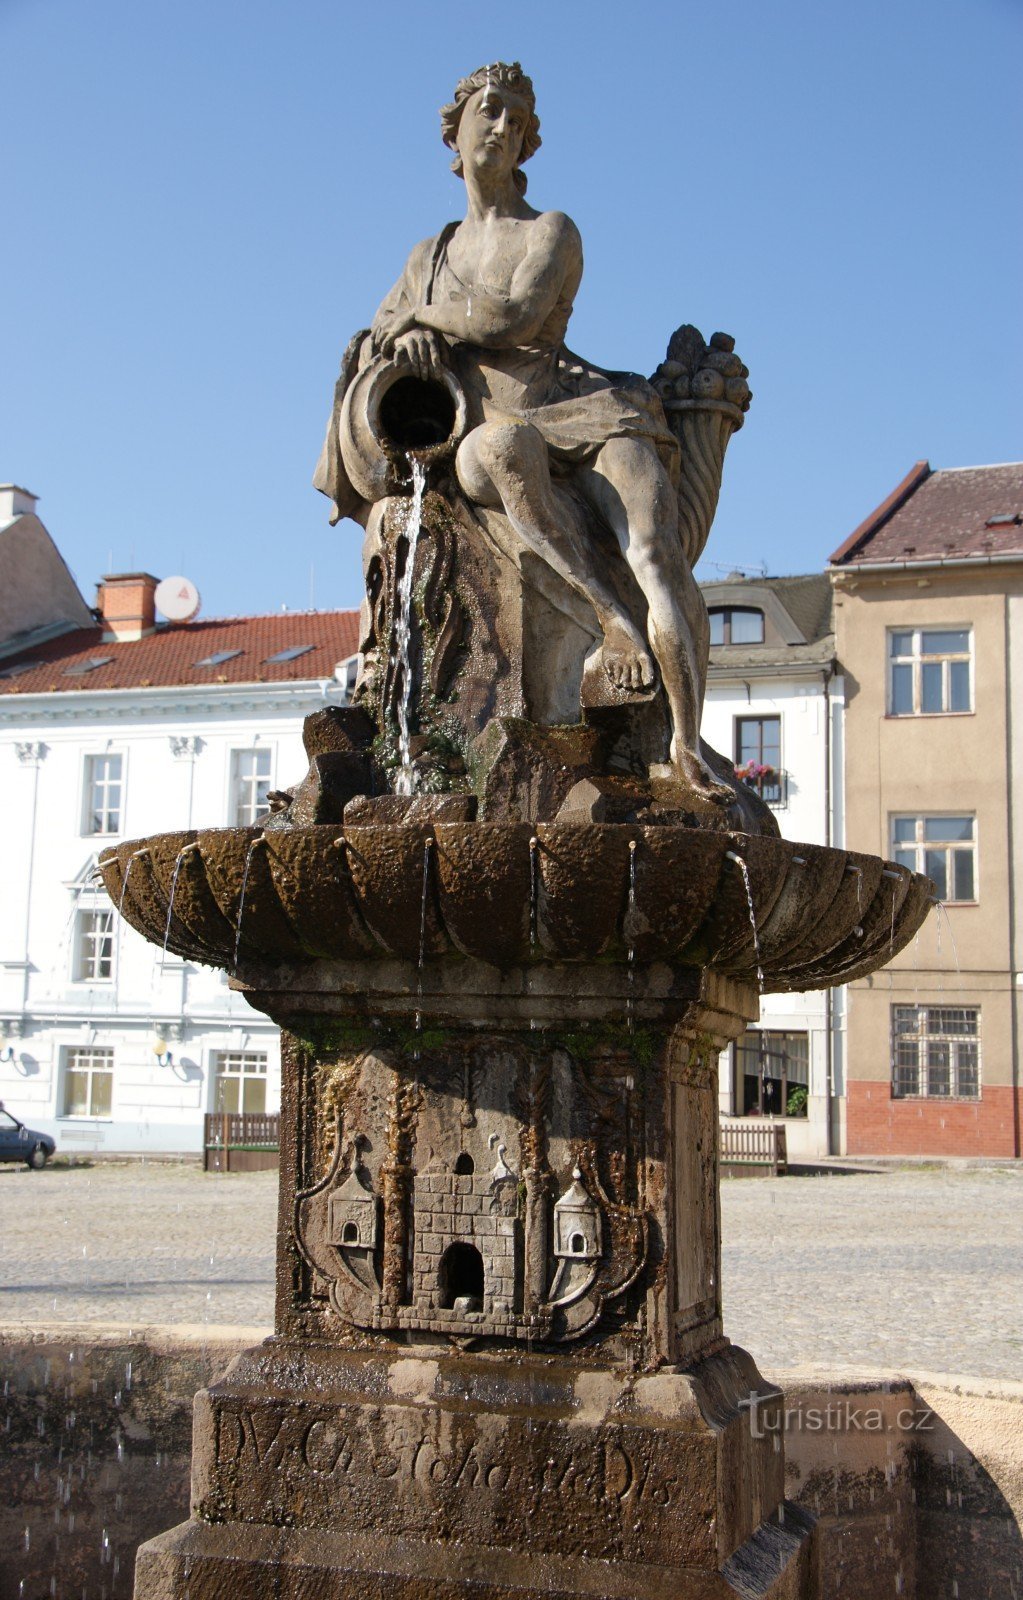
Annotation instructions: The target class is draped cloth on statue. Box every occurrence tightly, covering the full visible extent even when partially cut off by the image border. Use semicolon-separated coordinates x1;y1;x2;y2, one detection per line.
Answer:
313;223;680;527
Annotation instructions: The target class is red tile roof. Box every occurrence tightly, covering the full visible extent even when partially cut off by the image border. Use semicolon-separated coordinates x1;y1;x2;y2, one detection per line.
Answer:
830;462;1023;567
0;610;361;695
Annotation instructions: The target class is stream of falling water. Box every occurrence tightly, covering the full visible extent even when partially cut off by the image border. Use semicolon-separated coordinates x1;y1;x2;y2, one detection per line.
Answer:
394;458;427;796
879;868;903;952
160;843;197;969
726;850;764;989
846;861;863;911
934;897;962;978
117;849;146;921
233;837;262;971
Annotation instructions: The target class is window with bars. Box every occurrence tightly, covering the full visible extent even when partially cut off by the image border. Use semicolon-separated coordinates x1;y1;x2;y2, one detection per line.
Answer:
62;1047;114;1117
212;1051;268;1113
75;909;115;981
888;628;972;716
892;815;976;903
734;715;783;804
734;1029;809;1117
231;749;272;826
891;1006;980;1099
709;607;765;646
83;753;123;835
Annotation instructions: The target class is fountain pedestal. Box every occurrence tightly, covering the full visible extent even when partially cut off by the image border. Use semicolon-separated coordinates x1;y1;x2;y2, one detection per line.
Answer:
132;962;817;1599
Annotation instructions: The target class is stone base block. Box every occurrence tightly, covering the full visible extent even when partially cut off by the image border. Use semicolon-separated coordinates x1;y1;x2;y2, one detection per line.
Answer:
135;1507;817;1600
131;1340;816;1598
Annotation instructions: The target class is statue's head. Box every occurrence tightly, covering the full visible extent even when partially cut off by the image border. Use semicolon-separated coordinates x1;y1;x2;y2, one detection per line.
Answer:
441;62;541;195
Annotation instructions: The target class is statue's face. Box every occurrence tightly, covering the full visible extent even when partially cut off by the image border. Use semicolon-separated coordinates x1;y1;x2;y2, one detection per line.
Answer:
456;83;531;182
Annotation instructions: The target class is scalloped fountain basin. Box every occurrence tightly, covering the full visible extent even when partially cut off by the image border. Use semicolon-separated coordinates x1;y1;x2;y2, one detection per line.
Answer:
99;822;933;993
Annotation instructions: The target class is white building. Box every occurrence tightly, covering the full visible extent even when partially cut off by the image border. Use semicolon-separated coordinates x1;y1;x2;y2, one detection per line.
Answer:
0;486;359;1156
700;574;846;1159
0;487;844;1161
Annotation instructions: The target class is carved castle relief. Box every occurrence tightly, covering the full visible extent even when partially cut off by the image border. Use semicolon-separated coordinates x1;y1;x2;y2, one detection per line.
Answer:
294;1041;649;1345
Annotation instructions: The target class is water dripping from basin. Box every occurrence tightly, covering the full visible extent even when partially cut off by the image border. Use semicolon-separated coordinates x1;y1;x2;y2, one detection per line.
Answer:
726;850;764;989
118;847;149;921
933;898;962;976
161;842;199;968
233;836;265;971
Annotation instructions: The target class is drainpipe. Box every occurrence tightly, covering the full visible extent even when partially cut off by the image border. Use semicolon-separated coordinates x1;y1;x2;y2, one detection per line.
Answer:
22;755;41;1021
823;663;835;1157
1005;597;1021;1158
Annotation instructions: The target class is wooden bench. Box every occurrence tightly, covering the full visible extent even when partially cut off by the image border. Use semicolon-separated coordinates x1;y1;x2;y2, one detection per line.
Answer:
720;1119;788;1177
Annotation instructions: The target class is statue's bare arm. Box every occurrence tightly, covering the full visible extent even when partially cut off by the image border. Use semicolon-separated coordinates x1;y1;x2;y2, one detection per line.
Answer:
368;244;448;381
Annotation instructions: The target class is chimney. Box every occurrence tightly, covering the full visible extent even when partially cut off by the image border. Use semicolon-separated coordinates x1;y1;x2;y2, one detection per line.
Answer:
96;572;159;642
0;485;39;521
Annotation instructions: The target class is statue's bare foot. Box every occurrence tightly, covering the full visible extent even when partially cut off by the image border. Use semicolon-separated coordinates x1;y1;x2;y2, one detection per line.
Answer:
668;742;734;805
600;621;655;693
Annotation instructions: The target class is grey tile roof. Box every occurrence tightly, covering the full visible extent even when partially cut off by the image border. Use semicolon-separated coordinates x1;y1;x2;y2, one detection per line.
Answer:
701;572;834;671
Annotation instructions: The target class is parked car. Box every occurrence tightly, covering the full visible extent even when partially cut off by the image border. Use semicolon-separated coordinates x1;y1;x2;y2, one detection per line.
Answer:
0;1103;56;1169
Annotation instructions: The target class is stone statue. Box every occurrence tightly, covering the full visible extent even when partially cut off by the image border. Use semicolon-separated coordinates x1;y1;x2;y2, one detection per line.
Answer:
103;58;936;1599
313;62;760;828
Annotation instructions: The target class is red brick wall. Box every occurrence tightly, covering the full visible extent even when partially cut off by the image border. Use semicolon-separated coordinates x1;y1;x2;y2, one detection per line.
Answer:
846;1080;1021;1158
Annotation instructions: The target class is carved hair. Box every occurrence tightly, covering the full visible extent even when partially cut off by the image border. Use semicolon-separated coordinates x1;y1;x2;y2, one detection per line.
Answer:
440;62;541;195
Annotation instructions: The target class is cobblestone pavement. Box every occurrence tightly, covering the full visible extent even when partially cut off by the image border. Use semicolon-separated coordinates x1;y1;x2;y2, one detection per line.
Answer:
1;1160;1020;1379
721;1164;1022;1381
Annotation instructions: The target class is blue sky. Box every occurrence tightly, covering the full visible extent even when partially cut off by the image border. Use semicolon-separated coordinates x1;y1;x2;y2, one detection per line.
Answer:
3;0;1020;618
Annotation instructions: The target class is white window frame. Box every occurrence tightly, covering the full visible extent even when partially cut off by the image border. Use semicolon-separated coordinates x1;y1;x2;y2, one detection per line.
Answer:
82;751;125;836
709;606;765;646
230;747;273;827
61;1046;115;1119
887;626;973;717
890;814;977;904
73;908;115;982
211;1050;269;1114
891;1006;980;1100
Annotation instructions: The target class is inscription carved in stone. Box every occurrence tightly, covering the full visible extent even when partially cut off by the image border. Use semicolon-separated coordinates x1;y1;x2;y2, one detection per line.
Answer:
201;1394;714;1569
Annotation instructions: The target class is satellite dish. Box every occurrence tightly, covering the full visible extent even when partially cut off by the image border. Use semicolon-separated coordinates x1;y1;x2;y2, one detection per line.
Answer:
155;576;201;623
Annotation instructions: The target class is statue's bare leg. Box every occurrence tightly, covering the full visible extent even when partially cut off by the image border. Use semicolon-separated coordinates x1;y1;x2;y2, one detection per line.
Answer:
456;421;654;688
577;437;731;801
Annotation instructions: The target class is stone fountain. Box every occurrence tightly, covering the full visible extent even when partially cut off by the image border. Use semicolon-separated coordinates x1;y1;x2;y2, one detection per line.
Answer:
100;61;932;1600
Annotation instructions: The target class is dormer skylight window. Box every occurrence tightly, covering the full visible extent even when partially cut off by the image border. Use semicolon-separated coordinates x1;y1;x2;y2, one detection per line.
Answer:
0;660;39;679
194;649;243;668
63;657;113;677
984;513;1020;528
708;607;764;646
264;644;314;664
